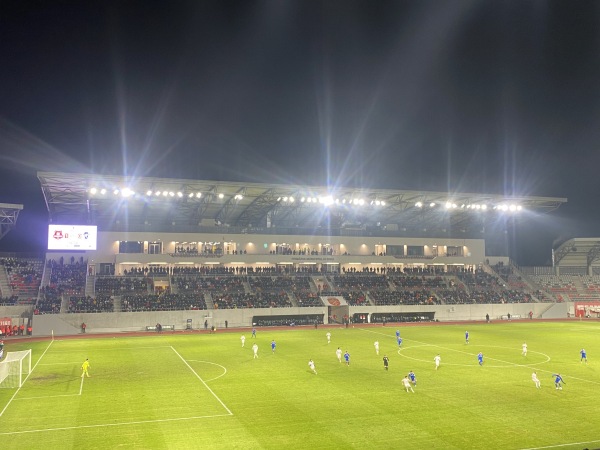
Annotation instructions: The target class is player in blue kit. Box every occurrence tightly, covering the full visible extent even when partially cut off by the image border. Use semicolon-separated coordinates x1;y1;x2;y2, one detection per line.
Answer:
552;373;565;390
271;340;276;353
580;348;587;364
397;336;403;348
396;330;400;339
344;350;350;366
477;352;483;366
408;370;417;386
465;331;469;344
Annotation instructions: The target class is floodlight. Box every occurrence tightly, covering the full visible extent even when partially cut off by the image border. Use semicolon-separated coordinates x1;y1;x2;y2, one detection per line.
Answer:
234;194;243;200
90;187;97;195
517;205;522;211
100;188;107;195
155;191;161;196
122;188;134;197
430;202;436;207
188;193;194;198
509;204;517;211
445;202;452;209
196;192;202;198
162;191;168;196
481;204;487;210
218;193;224;199
177;192;183;198
283;196;288;202
168;192;175;197
415;202;423;208
381;201;386;206
289;196;294;202
300;197;305;202
147;190;154;196
358;199;365;206
113;189;120;195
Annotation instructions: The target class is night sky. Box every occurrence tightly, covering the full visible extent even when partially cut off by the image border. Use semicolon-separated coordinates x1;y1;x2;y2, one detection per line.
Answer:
1;1;599;264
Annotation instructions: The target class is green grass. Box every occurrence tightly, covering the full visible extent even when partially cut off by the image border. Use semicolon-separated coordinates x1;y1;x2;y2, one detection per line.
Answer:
1;321;599;449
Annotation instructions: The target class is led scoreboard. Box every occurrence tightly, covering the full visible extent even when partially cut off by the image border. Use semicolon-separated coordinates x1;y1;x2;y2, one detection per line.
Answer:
48;225;98;250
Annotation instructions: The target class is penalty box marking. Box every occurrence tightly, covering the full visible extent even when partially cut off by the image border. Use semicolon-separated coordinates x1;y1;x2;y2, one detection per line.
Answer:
0;347;233;435
0;413;234;436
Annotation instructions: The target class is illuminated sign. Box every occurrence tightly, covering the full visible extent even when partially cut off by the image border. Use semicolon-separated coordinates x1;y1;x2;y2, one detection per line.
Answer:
48;225;98;250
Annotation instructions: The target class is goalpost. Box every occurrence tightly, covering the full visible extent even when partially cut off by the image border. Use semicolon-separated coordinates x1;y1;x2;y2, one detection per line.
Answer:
0;349;32;388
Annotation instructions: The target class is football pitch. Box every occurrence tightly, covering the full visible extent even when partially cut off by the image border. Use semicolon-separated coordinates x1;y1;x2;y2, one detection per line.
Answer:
1;321;599;449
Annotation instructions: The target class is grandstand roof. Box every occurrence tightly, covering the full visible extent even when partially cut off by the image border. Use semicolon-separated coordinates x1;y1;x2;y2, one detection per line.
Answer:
0;202;23;240
38;171;567;237
553;238;600;267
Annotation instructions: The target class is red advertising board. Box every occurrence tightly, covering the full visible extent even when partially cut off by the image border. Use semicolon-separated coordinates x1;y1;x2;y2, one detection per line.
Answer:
574;301;600;318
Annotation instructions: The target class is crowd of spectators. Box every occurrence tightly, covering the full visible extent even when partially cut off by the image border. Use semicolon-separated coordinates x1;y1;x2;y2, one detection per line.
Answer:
390;275;447;289
212;291;293;309
330;275;390;291
294;291;323;307
370;289;439;305
68;294;114;313
123;266;169;276
1;257;44;299
457;269;500;289
36;286;62;314
48;260;87;296
95;277;149;295
122;292;207;311
0;295;19;306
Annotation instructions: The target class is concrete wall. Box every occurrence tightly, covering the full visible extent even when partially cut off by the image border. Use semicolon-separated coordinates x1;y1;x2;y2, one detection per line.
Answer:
0;305;34;319
31;302;559;337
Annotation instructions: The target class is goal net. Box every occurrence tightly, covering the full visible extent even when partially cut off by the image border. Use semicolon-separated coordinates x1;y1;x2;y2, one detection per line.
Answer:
0;349;32;388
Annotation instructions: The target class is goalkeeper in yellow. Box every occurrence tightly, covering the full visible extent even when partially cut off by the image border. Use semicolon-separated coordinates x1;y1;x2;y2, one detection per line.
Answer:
81;358;91;378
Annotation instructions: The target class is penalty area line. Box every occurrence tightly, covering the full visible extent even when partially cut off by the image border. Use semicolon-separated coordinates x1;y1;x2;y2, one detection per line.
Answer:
170;346;233;415
0;413;233;436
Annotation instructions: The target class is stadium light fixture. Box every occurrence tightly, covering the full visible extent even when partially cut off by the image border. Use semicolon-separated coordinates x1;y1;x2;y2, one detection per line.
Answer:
90;187;97;195
147;190;153;196
289;196;295;202
234;194;243;200
430;202;436;207
100;188;106;195
177;192;183;198
415;202;423;208
481;204;487;210
113;189;120;195
218;193;224;199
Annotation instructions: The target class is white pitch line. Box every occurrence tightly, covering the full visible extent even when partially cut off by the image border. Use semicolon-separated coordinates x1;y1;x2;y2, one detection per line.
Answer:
169;346;233;415
79;375;84;395
0;340;54;418
14;393;80;401
0;413;233;436
186;360;228;382
518;438;600;450
37;362;81;366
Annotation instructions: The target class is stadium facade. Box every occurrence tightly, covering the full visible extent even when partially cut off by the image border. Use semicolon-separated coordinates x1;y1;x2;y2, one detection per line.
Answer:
4;172;594;336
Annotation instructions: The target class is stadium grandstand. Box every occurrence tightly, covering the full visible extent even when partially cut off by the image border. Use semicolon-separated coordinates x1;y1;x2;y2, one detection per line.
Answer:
3;171;600;337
